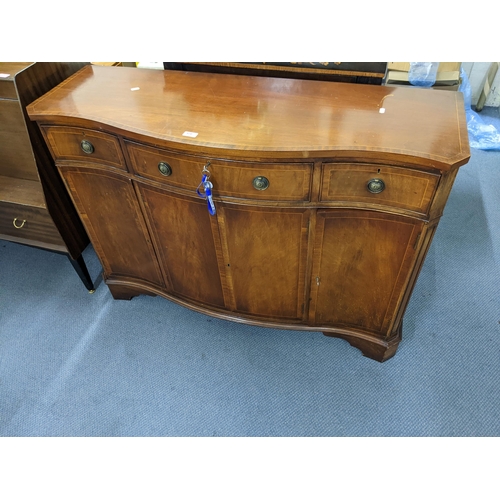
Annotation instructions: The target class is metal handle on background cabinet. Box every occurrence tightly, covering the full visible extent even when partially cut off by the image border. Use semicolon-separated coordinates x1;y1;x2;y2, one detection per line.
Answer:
367;178;385;194
80;140;94;154
253;176;269;191
13;218;26;229
158;162;172;176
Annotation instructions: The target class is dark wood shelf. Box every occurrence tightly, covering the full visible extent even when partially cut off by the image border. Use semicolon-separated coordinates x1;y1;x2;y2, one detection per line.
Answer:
1;62;95;292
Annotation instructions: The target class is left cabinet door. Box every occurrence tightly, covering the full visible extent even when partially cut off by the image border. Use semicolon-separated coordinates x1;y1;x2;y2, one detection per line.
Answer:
58;165;165;288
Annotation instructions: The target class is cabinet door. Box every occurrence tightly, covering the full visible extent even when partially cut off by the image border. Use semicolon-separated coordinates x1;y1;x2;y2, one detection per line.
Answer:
218;205;311;321
59;165;164;287
136;183;226;309
310;210;423;334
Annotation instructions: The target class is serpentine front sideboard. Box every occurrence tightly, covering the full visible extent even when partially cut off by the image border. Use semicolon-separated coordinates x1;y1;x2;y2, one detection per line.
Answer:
27;65;470;361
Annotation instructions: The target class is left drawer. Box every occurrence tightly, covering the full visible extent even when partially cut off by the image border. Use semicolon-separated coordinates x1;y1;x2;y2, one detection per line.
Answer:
0;201;65;247
41;126;127;170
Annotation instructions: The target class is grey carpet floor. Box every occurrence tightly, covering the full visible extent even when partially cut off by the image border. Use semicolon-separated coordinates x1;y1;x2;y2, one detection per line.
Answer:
1;108;500;437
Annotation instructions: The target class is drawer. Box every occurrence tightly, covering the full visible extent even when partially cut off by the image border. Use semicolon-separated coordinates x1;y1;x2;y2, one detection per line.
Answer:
126;141;313;201
0;201;65;248
321;163;440;215
42;126;127;170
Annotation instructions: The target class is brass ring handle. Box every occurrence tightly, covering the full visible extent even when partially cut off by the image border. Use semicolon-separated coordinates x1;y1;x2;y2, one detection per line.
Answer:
253;176;269;191
80;140;94;154
367;178;385;194
13;218;26;229
158;162;172;176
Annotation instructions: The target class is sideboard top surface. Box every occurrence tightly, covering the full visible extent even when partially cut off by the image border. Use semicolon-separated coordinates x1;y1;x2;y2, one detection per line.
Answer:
27;65;470;168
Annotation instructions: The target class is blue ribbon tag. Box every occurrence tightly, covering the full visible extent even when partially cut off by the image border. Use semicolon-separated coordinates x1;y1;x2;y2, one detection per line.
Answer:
196;173;216;216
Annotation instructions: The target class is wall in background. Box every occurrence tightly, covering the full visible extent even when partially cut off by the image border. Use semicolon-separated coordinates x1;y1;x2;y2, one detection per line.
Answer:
462;62;500;107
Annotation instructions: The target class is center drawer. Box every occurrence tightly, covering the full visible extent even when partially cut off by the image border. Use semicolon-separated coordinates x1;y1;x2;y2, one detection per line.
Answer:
125;141;313;202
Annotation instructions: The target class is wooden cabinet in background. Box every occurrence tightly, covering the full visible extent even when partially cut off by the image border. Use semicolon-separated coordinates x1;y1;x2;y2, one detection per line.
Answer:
0;62;94;291
27;66;470;361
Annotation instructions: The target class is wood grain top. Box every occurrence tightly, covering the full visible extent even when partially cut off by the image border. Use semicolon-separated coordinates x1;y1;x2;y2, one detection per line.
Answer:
27;65;470;168
0;62;34;79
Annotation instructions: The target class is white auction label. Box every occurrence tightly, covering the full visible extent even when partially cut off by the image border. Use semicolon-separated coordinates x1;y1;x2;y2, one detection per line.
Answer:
182;131;198;138
0;73;10;78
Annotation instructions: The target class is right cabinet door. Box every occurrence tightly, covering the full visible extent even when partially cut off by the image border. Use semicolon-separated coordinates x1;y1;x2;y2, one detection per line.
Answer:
310;210;424;335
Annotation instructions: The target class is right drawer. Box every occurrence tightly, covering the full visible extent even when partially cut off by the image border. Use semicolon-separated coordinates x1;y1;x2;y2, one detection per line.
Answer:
321;163;440;215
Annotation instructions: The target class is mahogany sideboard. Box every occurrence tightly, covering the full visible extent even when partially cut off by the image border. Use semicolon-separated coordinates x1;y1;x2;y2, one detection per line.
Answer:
0;62;94;291
27;65;470;361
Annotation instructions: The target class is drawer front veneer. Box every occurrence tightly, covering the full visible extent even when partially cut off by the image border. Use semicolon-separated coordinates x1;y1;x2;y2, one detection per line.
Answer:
42;126;127;170
0;201;65;247
321;163;440;215
126;141;313;201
